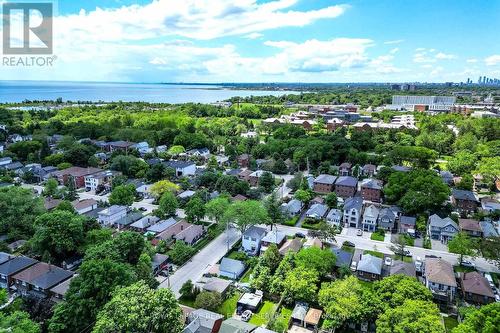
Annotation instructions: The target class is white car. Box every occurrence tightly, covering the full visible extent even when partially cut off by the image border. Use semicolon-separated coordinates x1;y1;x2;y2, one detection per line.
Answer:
241;310;252;322
350;261;358;272
356;229;363;236
495;294;500;303
384;257;393;266
461;260;476;269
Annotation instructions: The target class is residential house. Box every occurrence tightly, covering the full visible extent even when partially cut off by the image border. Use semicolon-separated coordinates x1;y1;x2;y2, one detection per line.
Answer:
279;238;303;255
335;176;358;199
178;190;196;201
339;162;352;176
481;197;500;213
0;252;12;266
50;275;75;303
219;318;256;333
399;216;417;235
362;164;377;177
305;203;328;220
440;171;454;186
154;220;192;242
451;189;479;212
0;256;38;288
237;292;263;313
202;277;232;297
459;271;495;305
183;309;224;333
281;199;303;217
357;254;383;281
97;205;128;227
424;258;457;303
84;170;120;192
326;209;343;227
362;205;379;232
186;148;210;159
164;161;197;177
2;161;23;172
458;219;483;238
0;157;12;167
304;308;323;330
7;240;27;252
343;197;363;228
326;118;345;132
238;169;252;182
219;258;246;280
52;166;102;188
151;254;169;276
360;178;383;203
290;303;309;327
392;165;411;172
146;218;178;235
242;226;267;255
260;229;286;253
175;224;205;246
136;184;154;199
313;174;337;193
44;198;62;211
248;170;265;187
131;142;152;155
129;216;161;233
237;154;250;168
11;262;74;298
390;260;416;278
114;211;144;230
331;247;353;269
378;207;397;231
428;214;459;243
480;221;499;238
106;140;136;153
71;199;98;215
303;237;323;249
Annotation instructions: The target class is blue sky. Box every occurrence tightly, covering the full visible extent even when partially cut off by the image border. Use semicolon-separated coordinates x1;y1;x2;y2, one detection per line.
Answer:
2;0;500;82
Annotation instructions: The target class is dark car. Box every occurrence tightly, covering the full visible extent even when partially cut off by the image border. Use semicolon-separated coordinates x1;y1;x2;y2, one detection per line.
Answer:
343;241;355;247
295;232;306;238
139;207;147;211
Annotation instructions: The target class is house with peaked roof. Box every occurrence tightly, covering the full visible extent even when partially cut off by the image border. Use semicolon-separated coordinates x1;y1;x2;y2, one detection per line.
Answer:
458;218;483;238
339;162;352;176
459;271;495;305
0;256;38;288
390;260;416;278
279;238;303;255
260;229;286;253
357;254;383;281
399;216;417;235
305;203;328;220
360;178;383;203
11;262;74;298
362;164;377;177
425;258;457;303
242;226;267;255
427;214;459;243
343;197;363;228
451;189;479;212
362;205;379;232
164;160;197;177
378;207;397;231
335;176;358;198
183;308;224;333
326;209;343;227
331;247;353;269
219;318;256;333
281;199;303;217
313;174;337;193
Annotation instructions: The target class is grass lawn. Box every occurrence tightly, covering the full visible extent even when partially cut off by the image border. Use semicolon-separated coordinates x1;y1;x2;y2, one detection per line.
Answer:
443;316;458;332
370;230;385;241
302;221;322;230
249;301;277;326
363;250;385;258
391;254;413;263
341;244;355;253
178;297;196;308
240;267;253;283
282;217;298;226
454;265;476;273
217;292;241;319
275;306;293;330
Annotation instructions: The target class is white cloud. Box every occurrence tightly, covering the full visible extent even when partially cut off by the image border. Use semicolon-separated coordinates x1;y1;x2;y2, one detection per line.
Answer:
466;58;478;63
435;52;457;60
384;39;404;45
244;32;263;39
430;66;444;76
485;55;500;66
389;47;399;54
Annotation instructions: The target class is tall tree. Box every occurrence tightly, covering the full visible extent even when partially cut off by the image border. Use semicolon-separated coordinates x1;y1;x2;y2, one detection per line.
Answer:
448;232;477;265
390;234;409;260
205;196;230;225
452;302;500;333
0;311;40;333
376;300;445;333
185;197;206;223
373;275;433;310
109;184;136;206
222;200;268;233
156;191;178;218
93;281;183;333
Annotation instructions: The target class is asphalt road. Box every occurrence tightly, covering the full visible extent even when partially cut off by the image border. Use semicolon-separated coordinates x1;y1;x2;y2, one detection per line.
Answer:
158;227;241;298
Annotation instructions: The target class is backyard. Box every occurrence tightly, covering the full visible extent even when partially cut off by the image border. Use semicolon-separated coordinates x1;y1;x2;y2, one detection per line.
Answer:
217;291;241;319
249;301;277;326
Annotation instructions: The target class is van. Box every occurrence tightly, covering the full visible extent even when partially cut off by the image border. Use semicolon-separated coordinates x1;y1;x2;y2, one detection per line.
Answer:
484;273;495;289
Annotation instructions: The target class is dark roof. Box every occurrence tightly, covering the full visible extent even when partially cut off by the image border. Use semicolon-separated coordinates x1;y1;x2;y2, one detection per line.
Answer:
0;256;38;276
400;216;416;226
164;160;195;169
31;265;74;289
390;260;416;277
331;248;353;267
452;189;478;202
460;272;494;297
243;226;267;239
336;176;357;187
0;252;13;265
361;178;382;190
459;219;481;232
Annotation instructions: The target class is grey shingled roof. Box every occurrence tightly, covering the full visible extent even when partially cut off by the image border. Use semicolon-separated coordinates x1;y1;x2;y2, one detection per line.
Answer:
357;254;382;275
344;196;363;212
452;189;478;202
243;226;267;239
314;174;337;185
336;176;358;187
0;256;37;276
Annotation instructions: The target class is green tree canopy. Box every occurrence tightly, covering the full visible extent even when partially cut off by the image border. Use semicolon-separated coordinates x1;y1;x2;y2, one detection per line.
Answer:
0;311;40;333
295;247;336;277
222;200;269;233
156;191;178;218
376;300;445;333
452;302;500;333
109;184;136;206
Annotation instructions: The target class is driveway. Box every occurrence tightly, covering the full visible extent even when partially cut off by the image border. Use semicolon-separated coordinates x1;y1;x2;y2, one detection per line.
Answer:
430;239;449;252
158;227;241;298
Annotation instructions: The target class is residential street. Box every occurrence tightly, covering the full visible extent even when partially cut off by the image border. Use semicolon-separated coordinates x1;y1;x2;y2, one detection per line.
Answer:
158;227;241;298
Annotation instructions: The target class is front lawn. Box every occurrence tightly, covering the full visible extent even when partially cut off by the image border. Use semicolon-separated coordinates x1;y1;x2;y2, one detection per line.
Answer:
249;301;277;326
363;250;384;258
282;216;298;226
370;230;385;241
178;297;196;308
302;218;323;230
217;292;241;319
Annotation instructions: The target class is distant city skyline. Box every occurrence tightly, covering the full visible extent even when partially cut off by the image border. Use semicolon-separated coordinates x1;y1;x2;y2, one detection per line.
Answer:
1;0;500;83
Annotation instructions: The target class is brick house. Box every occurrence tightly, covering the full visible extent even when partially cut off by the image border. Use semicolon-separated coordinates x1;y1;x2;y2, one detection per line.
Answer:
335;176;358;198
360;178;383;203
458;219;483;237
52;166;103;188
313;174;337;193
237;154;250;168
339;163;352;176
11;262;74;298
451;189;479;212
459;271;495;305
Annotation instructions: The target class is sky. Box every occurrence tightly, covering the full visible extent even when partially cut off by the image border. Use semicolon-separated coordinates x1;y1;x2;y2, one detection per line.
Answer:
1;0;500;83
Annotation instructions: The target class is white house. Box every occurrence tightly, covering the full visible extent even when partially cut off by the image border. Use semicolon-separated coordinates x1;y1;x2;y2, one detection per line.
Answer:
326;209;343;227
305;204;328;220
132;142;152;155
187;148;210;159
164;161;196;177
362;205;379;232
84;170;119;192
343;197;363;228
97;205;128;226
242;226;267;256
72;199;98;215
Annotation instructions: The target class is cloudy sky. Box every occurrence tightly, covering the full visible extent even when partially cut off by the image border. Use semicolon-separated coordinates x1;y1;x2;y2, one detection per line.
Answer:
1;0;500;83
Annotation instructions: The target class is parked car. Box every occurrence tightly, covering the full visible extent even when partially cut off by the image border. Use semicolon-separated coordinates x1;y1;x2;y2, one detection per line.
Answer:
295;232;306;238
415;256;423;272
139;207;147;211
241;310;253;322
350;261;358;272
356;229;363;236
384;257;393;266
495;294;500;303
461;261;476;269
343;241;355;248
395;249;412;257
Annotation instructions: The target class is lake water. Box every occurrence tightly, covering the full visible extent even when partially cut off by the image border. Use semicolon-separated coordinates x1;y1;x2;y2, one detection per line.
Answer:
0;81;298;103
